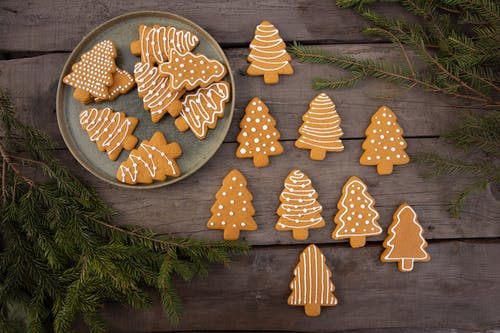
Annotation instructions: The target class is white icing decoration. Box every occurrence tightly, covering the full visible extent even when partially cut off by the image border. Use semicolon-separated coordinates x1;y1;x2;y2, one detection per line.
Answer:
248;22;291;72
139;25;198;64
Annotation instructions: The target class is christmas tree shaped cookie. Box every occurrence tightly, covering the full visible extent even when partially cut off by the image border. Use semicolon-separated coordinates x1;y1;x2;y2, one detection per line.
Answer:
63;40;117;104
117;132;182;185
175;81;231;140
288;244;337;316
276;170;325;240
79;108;138;161
236;97;284;168
130;24;199;65
159;50;227;91
295;93;344;160
94;67;135;102
332;176;382;248
207;169;257;240
381;203;430;272
134;62;184;123
247;21;294;84
360;106;410;175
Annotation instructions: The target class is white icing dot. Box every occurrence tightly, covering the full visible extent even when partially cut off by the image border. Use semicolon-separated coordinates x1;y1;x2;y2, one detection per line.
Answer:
229;211;234;216
386;156;391;160
221;221;226;225
270;147;276;152
347;216;352;221
380;134;385;139
365;220;370;225
350;190;355;194
222;192;227;196
218;205;223;209
238;192;242;196
251;127;256;132
361;204;366;209
358;214;363;219
351;228;356;232
240;148;247;154
241;222;246;226
253;138;259;143
246;117;251;122
367;157;372;160
255;147;261;152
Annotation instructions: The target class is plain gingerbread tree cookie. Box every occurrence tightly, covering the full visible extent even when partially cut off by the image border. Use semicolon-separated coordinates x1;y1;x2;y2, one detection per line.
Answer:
63;40;117;104
275;169;325;240
288;244;337;317
117;132;182;185
247;21;294;84
381;203;430;272
360;105;410;175
236;97;284;168
207;169;257;240
79;108;138;161
295;93;344;160
331;176;382;248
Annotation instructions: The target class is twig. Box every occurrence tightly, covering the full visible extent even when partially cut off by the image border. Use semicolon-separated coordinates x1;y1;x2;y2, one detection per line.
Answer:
2;159;6;206
0;142;35;187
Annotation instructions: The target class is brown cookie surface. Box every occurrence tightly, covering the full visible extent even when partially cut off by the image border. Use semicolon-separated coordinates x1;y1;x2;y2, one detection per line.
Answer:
94;67;135;102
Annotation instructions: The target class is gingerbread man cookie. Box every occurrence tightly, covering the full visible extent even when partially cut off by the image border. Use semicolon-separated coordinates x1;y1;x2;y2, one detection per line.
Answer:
381;203;430;272
79;108;138;161
288;244;338;316
63;40;117;104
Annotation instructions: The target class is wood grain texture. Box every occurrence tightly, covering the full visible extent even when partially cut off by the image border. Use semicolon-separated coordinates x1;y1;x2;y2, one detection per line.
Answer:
100;241;500;332
51;139;500;245
0;0;402;52
0;45;472;147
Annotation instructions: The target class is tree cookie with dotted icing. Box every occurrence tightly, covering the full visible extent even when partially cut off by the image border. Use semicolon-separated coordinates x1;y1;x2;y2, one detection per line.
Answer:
130;24;199;65
117;131;182;185
207;169;257;240
236;97;284;168
175;81;231;140
276;170;325;240
381;203;430;272
332;176;382;248
247;21;294;84
63;40;117;104
288;244;337;317
94;67;135;103
295;93;344;160
360;106;410;175
79;108;138;161
158;50;227;91
134;62;184;123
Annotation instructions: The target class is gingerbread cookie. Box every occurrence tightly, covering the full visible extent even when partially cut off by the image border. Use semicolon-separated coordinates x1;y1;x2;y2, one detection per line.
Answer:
332;176;382;248
130;24;199;65
360;106;410;175
236;97;284;168
276;170;325;240
288;244;337;317
207;169;257;240
175;81;230;140
134;62;184;123
117;131;182;185
295;93;344;160
381;203;430;272
63;40;117;104
94;67;135;102
158;50;227;91
80;108;138;161
247;21;294;84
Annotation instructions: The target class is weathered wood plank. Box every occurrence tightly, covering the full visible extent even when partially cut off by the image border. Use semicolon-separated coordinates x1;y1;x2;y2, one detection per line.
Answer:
0;46;470;147
0;0;402;52
100;240;500;332
51;139;500;244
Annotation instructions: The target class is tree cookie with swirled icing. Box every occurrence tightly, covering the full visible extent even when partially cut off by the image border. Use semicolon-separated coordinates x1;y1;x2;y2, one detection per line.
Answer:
117;131;182;185
247;21;294;84
175;81;231;140
276;169;325;240
79;108;139;161
130;24;199;65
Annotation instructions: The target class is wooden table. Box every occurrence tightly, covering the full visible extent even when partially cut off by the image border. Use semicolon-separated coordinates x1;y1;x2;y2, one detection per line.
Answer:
1;1;499;332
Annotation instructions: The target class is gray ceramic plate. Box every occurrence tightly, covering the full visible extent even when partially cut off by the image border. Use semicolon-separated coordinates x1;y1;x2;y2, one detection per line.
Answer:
56;11;235;189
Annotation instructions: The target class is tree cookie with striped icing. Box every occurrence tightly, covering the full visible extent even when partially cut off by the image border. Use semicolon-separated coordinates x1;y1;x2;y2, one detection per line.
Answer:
130;24;199;65
79;108;138;161
175;81;231;140
288;244;338;316
332;176;382;248
134;62;184;123
295;93;344;160
247;21;294;84
207;169;257;240
158;50;227;91
63;40;117;104
117;131;182;185
360;105;410;175
276;169;325;240
381;203;430;272
94;67;135;103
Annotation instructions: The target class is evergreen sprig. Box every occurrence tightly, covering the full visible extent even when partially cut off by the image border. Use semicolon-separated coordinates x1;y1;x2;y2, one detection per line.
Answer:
0;89;250;332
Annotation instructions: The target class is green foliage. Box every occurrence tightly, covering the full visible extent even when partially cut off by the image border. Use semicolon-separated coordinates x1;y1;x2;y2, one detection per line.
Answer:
0;89;250;332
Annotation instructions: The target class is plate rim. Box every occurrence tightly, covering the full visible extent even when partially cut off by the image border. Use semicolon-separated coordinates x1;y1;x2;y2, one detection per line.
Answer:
56;10;236;190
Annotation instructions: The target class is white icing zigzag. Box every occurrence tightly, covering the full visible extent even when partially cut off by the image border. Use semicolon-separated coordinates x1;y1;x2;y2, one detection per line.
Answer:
140;25;199;64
